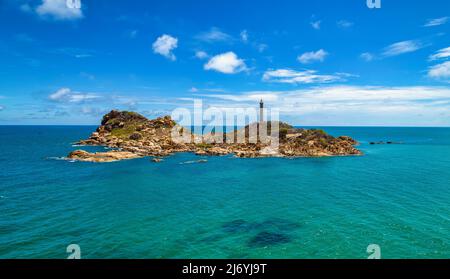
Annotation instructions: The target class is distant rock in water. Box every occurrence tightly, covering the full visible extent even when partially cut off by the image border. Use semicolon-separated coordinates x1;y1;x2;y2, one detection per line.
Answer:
67;110;362;162
370;141;403;145
152;157;163;163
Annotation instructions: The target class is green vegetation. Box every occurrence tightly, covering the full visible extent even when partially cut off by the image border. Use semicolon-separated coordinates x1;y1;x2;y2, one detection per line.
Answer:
195;143;213;149
279;127;289;140
291;128;335;145
110;124;139;139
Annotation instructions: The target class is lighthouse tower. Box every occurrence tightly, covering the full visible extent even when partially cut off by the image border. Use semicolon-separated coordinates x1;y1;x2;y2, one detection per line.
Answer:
259;99;264;123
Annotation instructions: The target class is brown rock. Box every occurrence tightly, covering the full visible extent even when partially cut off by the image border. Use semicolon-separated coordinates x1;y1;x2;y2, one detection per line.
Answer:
69;110;362;162
68;150;140;163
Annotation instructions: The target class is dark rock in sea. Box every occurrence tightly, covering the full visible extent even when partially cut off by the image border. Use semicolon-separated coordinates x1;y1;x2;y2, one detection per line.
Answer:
256;218;301;232
370;141;403;145
248;231;291;248
222;218;301;236
222;219;253;233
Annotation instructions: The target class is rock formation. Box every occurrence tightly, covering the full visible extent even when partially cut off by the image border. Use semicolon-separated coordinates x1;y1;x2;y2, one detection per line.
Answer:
68;110;362;162
67;150;140;163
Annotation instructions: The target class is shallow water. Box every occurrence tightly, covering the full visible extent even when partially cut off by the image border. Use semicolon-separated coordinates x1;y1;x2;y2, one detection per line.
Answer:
0;126;449;258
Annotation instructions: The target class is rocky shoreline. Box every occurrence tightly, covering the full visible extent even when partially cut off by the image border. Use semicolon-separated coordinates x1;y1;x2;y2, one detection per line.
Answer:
67;110;362;163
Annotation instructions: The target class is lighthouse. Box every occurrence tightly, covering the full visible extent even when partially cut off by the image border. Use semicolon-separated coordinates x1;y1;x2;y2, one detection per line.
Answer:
259;99;264;123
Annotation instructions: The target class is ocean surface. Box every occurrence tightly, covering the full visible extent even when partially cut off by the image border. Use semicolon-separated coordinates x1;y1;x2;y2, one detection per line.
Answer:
0;126;449;259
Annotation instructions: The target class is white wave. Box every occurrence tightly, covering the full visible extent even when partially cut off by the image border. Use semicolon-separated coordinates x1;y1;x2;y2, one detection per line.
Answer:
180;159;208;165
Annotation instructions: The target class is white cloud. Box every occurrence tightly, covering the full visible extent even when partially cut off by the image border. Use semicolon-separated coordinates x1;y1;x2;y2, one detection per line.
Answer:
52;47;94;58
200;86;450;126
382;40;423;57
196;27;232;43
198;93;279;103
240;30;248;43
74;54;92;58
189;87;199;93
204;52;247;74
36;0;83;20
428;61;450;81
429;47;450;61
206;86;450;105
337;20;354;28
152;34;178;61
298;49;328;64
49;88;100;103
0;105;4;111
360;52;375;62
257;44;268;53
310;20;321;30
49;88;71;101
424;17;449;27
262;69;351;84
195;50;209;59
203;88;227;93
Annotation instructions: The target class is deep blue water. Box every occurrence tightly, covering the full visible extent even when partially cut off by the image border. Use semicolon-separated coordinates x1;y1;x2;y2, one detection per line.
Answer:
0;126;449;259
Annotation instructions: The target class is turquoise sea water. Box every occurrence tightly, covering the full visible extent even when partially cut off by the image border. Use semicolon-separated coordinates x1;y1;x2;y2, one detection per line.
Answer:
0;126;449;259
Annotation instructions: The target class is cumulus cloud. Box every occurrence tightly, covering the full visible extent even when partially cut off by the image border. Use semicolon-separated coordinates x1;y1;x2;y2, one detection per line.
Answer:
298;49;328;64
152;34;178;61
36;0;83;20
262;69;353;84
196;27;232;43
424;17;449;27
48;88;100;103
429;46;450;61
204;52;247;74
382;40;424;57
428;61;450;81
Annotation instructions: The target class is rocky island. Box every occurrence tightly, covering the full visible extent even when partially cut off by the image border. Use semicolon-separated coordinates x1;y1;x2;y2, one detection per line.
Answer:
68;110;362;162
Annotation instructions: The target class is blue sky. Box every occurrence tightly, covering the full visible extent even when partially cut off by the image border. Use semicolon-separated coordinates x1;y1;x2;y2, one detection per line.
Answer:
0;0;449;126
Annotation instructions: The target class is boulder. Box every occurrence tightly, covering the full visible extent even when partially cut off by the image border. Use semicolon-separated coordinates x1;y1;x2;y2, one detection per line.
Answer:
68;150;140;163
129;132;143;141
